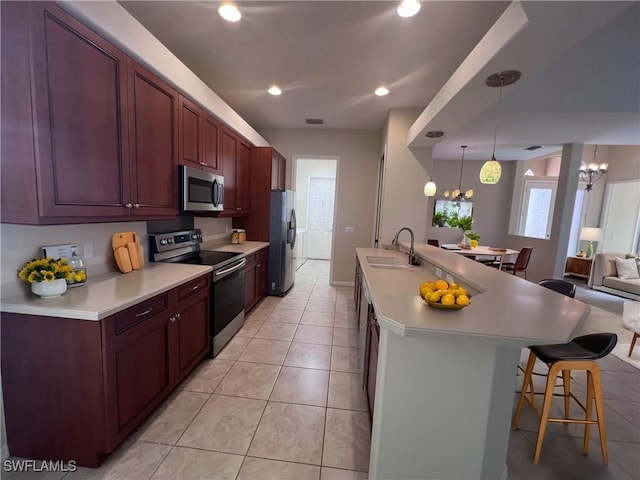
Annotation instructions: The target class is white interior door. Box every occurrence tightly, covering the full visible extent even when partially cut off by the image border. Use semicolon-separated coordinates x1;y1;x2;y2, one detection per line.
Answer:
307;176;335;260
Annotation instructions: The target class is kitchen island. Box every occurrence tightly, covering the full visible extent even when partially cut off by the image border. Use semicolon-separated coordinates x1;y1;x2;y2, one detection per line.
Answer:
357;244;589;480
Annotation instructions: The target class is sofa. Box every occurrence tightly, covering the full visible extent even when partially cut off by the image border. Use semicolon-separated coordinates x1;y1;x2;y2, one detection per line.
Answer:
589;252;640;301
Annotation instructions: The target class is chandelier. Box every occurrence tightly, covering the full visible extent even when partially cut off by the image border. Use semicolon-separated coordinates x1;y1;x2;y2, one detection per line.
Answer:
579;145;608;191
444;145;473;201
479;70;521;184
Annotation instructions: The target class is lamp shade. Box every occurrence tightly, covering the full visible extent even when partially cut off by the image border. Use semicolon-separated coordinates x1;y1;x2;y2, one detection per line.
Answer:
424;181;437;197
479;157;502;184
580;227;602;242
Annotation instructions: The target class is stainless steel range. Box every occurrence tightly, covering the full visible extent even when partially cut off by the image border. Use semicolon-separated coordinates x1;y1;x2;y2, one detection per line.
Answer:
149;229;245;358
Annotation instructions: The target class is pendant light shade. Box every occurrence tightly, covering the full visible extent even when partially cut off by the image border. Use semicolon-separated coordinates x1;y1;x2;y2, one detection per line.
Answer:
480;70;521;185
479;155;502;184
424;181;437;196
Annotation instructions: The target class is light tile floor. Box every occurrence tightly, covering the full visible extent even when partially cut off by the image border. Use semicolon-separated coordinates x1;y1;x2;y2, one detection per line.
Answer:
4;260;638;480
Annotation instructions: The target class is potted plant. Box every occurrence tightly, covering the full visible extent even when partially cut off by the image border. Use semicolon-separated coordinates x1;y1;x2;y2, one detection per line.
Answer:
464;230;481;248
17;257;72;298
456;215;473;232
432;211;448;227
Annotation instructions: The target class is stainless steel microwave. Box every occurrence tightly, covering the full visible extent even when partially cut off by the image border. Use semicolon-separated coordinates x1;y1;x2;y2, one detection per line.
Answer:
180;165;224;212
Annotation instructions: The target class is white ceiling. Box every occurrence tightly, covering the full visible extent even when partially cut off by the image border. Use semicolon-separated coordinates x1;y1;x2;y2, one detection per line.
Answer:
119;1;639;161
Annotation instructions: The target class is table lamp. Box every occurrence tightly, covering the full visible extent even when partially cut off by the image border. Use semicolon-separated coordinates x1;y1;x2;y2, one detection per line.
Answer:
580;227;602;258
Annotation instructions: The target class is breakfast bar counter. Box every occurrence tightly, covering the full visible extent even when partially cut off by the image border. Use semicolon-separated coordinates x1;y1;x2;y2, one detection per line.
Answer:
357;245;590;480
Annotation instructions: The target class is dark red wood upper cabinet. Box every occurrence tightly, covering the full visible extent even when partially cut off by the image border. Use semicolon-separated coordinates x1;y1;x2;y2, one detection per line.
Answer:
237;140;252;214
220;127;238;212
202;113;222;174
178;95;202;168
127;60;179;216
26;2;130;218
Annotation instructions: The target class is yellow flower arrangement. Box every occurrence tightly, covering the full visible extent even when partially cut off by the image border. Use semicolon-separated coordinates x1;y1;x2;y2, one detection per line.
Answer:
17;258;73;284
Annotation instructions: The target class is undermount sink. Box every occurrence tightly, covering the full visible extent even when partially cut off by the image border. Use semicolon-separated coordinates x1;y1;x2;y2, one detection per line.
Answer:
366;255;404;266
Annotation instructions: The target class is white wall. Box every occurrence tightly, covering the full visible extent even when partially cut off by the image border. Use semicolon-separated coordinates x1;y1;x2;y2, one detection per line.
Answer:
258;128;380;284
379;109;433;245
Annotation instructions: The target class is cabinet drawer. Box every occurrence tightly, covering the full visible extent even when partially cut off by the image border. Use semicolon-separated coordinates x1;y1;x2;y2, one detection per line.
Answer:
257;249;268;262
177;275;210;303
107;294;169;338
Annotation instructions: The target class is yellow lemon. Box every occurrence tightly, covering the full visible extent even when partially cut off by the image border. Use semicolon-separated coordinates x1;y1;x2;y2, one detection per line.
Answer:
419;286;433;299
441;294;455;306
456;287;468;297
428;291;441;303
434;279;449;291
456;295;470;306
449;283;459;291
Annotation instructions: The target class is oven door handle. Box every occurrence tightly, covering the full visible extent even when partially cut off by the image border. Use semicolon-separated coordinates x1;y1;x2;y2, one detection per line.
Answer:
214;259;246;276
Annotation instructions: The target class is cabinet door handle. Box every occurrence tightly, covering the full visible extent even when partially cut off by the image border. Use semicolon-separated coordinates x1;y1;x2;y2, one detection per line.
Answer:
169;316;176;323
135;308;152;318
175;313;181;320
133;203;140;208
125;203;133;208
237;207;242;210
257;264;261;267
191;285;199;291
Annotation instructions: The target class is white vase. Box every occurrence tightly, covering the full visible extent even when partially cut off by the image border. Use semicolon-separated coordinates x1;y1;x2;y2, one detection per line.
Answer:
31;278;67;298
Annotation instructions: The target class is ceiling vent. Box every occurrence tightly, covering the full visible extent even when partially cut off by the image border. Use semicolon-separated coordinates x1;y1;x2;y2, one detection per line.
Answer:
305;118;324;125
426;130;445;138
525;145;543;151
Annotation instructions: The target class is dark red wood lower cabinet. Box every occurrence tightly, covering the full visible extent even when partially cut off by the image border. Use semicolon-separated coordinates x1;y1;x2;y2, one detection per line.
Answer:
0;274;210;467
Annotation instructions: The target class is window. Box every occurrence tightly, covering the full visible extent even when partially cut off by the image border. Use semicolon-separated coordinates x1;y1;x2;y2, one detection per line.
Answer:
432;200;473;228
518;180;557;239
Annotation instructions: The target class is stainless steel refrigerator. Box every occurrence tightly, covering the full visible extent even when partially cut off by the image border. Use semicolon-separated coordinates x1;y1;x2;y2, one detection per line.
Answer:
268;189;296;295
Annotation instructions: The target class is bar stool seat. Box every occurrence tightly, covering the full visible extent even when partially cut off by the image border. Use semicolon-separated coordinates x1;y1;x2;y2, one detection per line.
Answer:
512;333;617;465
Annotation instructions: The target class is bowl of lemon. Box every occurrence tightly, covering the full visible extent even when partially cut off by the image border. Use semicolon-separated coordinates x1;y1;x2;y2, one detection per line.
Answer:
419;279;470;309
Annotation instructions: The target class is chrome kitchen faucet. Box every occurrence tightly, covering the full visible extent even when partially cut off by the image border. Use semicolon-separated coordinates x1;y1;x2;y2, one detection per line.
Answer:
392;227;419;265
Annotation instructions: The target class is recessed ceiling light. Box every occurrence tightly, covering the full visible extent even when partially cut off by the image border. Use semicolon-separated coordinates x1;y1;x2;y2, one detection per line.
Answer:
397;0;421;18
374;87;389;96
268;86;282;96
218;4;241;22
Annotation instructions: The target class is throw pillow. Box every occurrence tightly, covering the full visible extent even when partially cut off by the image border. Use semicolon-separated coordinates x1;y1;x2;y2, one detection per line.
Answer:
615;257;640;280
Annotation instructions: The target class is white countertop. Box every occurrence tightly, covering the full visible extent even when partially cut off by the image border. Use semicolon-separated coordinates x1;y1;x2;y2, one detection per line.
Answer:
357;244;589;344
201;240;269;255
0;263;213;321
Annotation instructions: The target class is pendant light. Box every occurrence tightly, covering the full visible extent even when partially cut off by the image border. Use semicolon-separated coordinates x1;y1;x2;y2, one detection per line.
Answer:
480;70;521;184
423;131;443;197
444;145;473;201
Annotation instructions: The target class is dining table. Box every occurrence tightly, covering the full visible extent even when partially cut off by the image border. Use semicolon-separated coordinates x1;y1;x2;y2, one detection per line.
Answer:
441;244;520;269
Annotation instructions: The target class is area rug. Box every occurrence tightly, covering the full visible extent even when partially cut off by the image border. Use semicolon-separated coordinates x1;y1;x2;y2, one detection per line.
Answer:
612;344;640;370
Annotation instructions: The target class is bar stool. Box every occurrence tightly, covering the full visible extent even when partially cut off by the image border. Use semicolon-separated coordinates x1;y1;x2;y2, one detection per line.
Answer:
512;333;618;465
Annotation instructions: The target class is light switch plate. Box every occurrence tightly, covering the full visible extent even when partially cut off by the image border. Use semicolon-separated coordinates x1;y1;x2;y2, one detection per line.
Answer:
345;226;354;233
435;267;442;277
446;273;455;284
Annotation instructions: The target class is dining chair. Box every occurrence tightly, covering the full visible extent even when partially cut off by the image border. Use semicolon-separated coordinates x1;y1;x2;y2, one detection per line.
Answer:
495;247;533;278
538;278;576;298
427;239;440;247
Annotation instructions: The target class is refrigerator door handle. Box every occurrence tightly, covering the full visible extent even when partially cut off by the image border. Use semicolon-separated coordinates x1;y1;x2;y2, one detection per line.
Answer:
290;209;297;249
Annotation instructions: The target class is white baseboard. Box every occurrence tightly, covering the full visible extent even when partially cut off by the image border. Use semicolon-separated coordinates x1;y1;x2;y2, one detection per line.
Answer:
592;285;640;301
330;281;354;287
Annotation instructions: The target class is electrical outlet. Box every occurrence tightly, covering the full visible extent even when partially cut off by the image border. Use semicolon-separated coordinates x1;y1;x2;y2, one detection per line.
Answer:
344;226;354;233
435;267;442;277
83;243;94;259
446;273;454;284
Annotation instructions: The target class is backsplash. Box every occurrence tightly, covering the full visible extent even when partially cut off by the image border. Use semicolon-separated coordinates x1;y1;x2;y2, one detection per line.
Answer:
0;217;233;298
0;221;147;297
